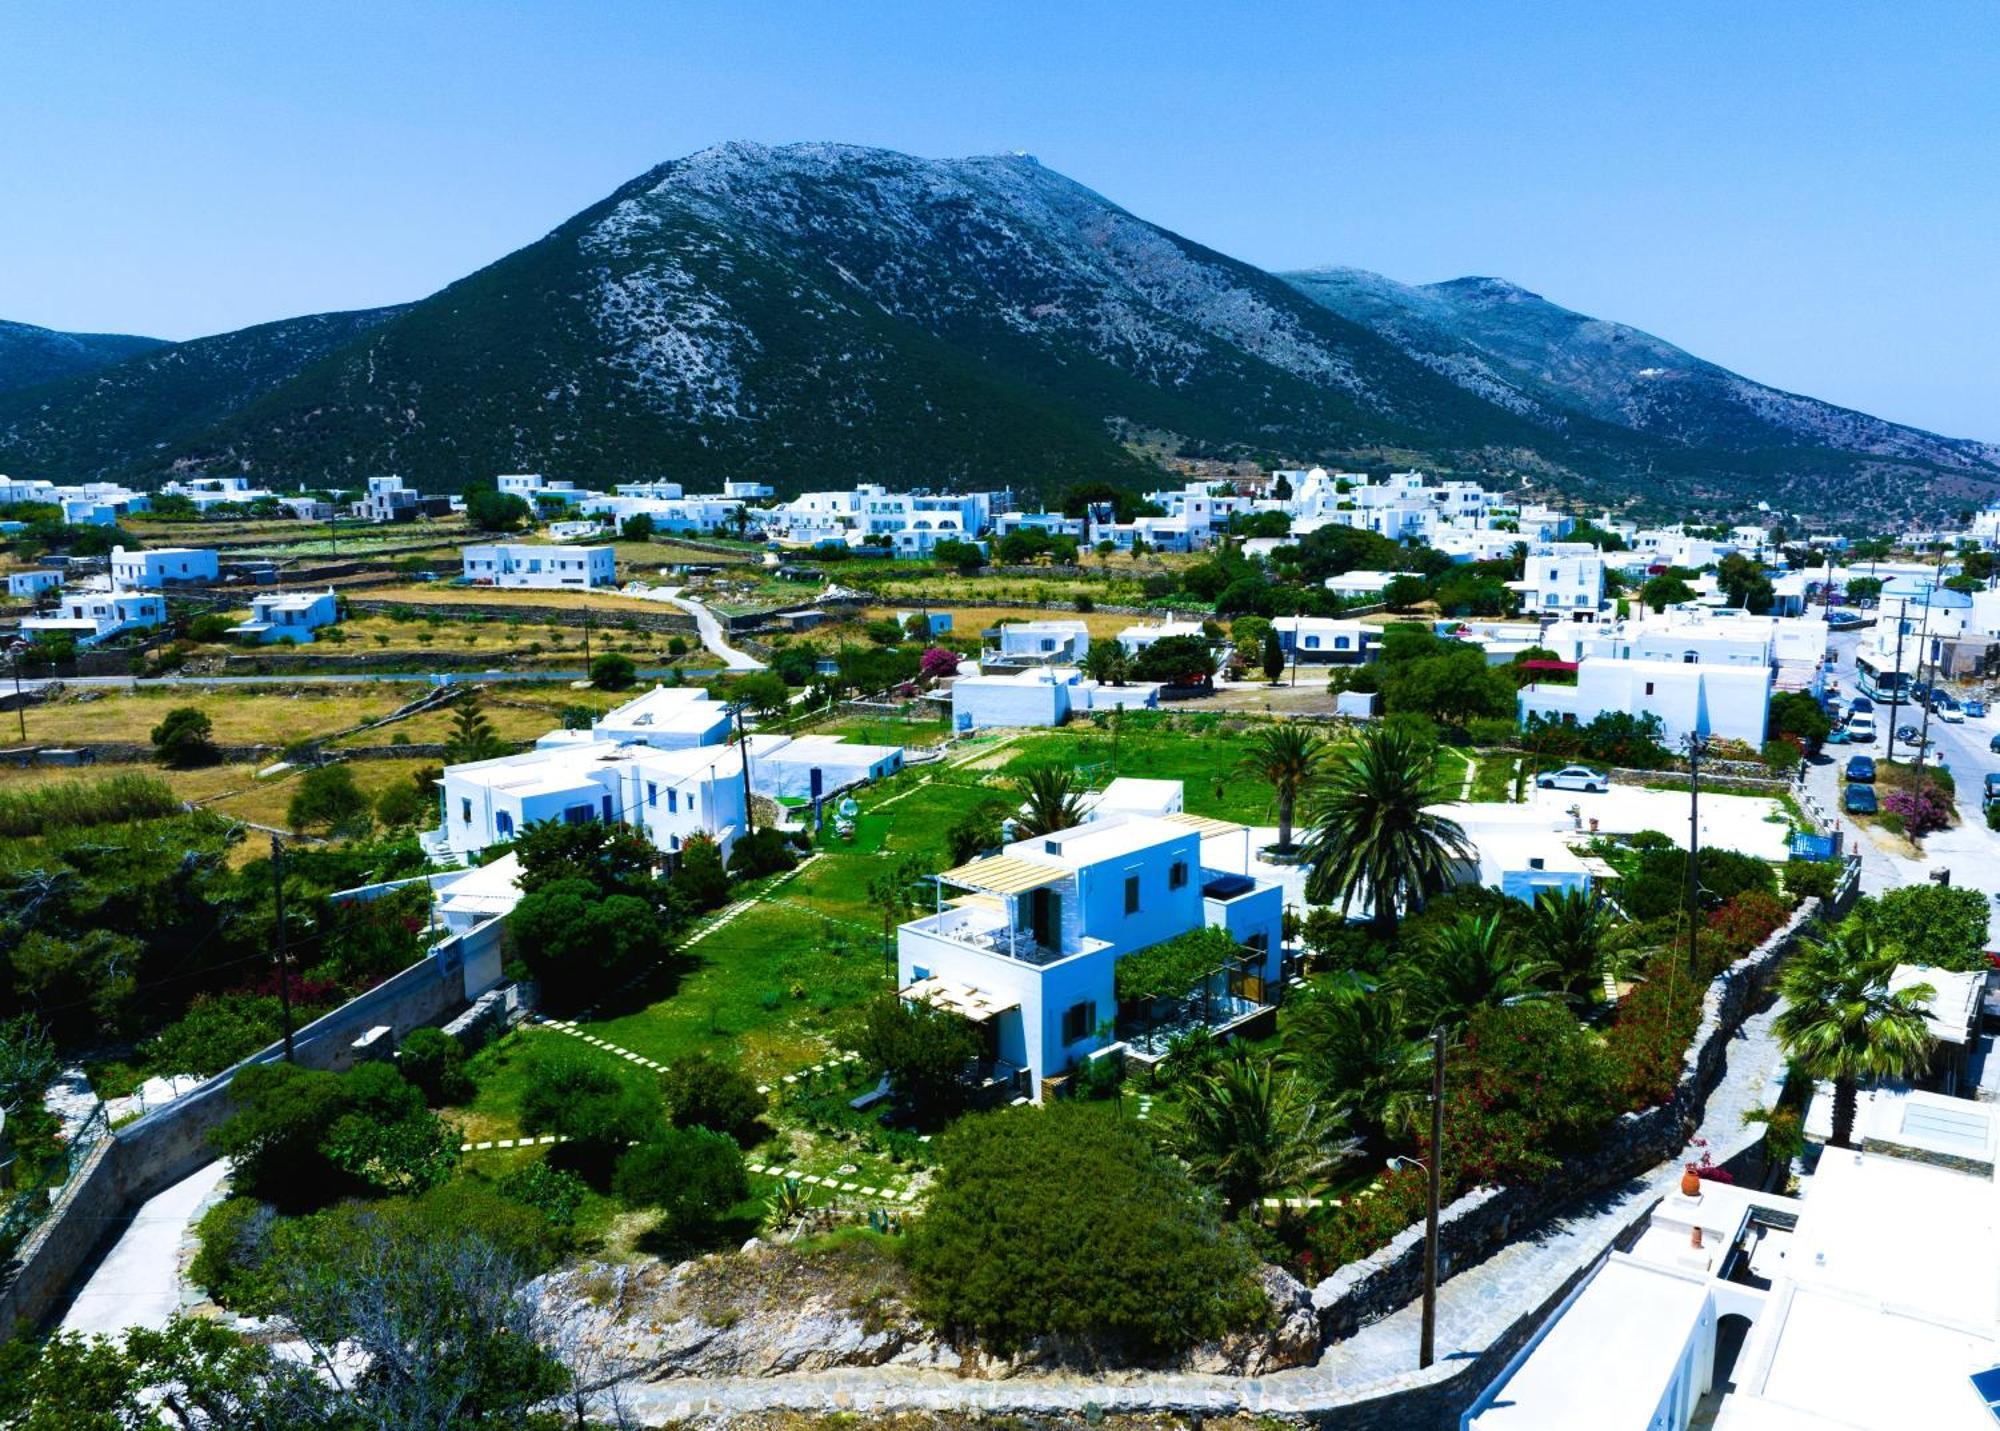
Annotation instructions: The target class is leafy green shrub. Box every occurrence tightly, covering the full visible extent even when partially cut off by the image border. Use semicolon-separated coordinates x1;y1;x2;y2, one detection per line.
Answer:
590;652;637;690
498;1162;589;1239
0;773;180;837
286;764;371;836
908;1102;1263;1360
518;1046;659;1177
670;834;731;912
611;1126;748;1243
509;877;664;1008
151;706;218;767
212;1062;459;1212
849;991;980;1123
397;1027;472;1107
726;828;799;880
190;1196;280;1312
142;994;298;1078
659;1053;767;1146
1783;860;1838;901
1852;884;1992;971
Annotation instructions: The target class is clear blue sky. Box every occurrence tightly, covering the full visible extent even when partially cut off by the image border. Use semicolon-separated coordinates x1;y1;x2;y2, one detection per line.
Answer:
2;2;1995;437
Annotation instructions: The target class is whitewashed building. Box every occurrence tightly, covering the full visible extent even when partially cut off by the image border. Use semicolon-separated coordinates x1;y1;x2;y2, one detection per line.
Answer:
1509;542;1609;621
461;543;615;589
897;812;1283;1100
110;545;219;587
428;738;748;864
951;667;1161;731
1520;656;1771;747
22;589;165;645
229;588;339;643
990;620;1091;666
588;684;734;750
160;476;277;512
5;570;61;600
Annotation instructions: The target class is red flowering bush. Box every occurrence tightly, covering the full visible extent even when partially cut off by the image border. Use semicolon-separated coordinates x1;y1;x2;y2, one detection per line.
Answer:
1706;890;1790;959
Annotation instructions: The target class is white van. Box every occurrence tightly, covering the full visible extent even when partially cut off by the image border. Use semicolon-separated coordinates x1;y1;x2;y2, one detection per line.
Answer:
1844;713;1877;744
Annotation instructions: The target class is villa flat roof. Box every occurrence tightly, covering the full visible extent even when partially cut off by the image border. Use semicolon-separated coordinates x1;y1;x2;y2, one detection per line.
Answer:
899;976;1020;1023
1468;1256;1711;1430
939;854;1068;895
1162;811;1247;840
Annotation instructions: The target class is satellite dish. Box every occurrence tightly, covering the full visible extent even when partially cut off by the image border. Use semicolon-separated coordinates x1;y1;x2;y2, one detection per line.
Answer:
837;797;859;819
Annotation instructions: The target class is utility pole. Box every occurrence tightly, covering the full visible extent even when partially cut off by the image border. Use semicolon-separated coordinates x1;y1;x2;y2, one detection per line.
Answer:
582;607;593;672
1420;1024;1446;1370
270;833;296;1063
1885;599;1909;766
733;702;755;836
1684;734;1705;978
10;647;24;744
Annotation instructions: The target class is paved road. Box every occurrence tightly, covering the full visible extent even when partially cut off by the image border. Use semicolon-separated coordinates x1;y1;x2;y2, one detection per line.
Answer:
1816;627;2000;942
58;1159;228;1339
643;589;765;671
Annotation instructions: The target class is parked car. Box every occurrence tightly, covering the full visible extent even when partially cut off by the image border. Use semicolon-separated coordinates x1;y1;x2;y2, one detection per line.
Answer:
1845;755;1877;783
1936;695;1965;722
1844;784;1879;815
1824;724;1852;745
1989;731;2000;755
1826;612;1866;631
1966;698;1987;718
1537;765;1610;793
1850;696;1875;715
1985;773;2000;810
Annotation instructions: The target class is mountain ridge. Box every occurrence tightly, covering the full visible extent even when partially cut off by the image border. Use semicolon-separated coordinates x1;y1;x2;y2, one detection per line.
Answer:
0;142;1990;522
0;320;167;395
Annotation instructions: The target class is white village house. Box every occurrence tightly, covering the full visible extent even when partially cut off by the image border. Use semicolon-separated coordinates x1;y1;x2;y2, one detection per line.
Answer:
897;807;1283;1101
229;589;339;644
110;545;218;587
461;542;615;590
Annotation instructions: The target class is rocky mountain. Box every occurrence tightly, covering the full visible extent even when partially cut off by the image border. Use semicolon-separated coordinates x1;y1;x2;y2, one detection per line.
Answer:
1283;267;2000;519
0;143;1990;521
0;320;164;394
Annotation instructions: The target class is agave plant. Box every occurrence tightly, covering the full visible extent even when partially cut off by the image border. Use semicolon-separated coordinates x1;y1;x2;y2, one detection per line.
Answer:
765;1178;812;1238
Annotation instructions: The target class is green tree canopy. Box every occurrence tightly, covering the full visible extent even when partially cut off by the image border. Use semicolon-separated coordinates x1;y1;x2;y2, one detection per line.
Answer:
908;1102;1264;1360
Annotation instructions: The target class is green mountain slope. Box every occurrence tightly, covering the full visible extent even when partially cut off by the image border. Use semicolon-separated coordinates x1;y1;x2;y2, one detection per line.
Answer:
0;321;165;394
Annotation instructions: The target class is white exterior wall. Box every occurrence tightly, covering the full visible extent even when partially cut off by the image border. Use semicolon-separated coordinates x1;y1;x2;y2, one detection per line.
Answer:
461;543;615;589
110;546;219;586
5;571;61;598
997;621;1089;663
952;673;1075;730
1521;659;1771;746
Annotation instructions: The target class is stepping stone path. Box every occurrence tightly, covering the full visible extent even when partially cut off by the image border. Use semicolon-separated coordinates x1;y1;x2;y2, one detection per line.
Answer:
1134;1094;1154;1122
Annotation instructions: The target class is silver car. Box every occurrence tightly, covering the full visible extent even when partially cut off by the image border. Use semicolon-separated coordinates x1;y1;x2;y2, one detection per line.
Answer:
1537;765;1610;793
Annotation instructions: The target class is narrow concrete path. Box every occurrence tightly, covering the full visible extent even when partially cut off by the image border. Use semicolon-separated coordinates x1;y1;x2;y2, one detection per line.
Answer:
59;1159;228;1339
645;589;765;671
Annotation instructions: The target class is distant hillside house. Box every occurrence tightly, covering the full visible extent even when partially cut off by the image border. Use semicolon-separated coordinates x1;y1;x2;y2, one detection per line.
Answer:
22;589;165;646
461;543;615;590
110;545;218;588
229;588;338;644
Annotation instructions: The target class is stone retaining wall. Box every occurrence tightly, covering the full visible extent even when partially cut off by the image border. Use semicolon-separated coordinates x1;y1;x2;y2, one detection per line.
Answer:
0;920;504;1342
344;597;697;635
1312;898;1817;1339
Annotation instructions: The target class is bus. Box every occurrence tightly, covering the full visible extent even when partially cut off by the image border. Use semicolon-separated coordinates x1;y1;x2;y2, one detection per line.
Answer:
1853;648;1913;702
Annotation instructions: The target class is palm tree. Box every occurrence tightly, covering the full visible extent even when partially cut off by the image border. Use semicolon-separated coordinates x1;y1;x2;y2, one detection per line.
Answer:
1396;913;1560;1032
1283;980;1430;1145
1301;724;1473;939
1014;764;1086;837
1165;1053;1357;1215
1775;926;1934;1148
1236;723;1328;853
1526;886;1634;996
1081;638;1129;687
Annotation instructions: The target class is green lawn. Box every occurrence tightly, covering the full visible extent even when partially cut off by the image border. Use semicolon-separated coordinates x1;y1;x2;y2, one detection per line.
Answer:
581;897;894;1083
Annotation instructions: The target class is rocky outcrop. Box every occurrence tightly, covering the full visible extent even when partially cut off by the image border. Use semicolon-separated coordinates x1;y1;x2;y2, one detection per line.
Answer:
532;1244;1320;1384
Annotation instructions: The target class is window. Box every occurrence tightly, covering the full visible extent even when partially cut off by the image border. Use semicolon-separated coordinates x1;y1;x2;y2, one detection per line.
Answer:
460;797;472;824
667;788;678;813
1124;875;1141;914
1061;1000;1097;1045
1169;860;1189;890
494;811;514;837
646;781;659;808
1645;682;1655;695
